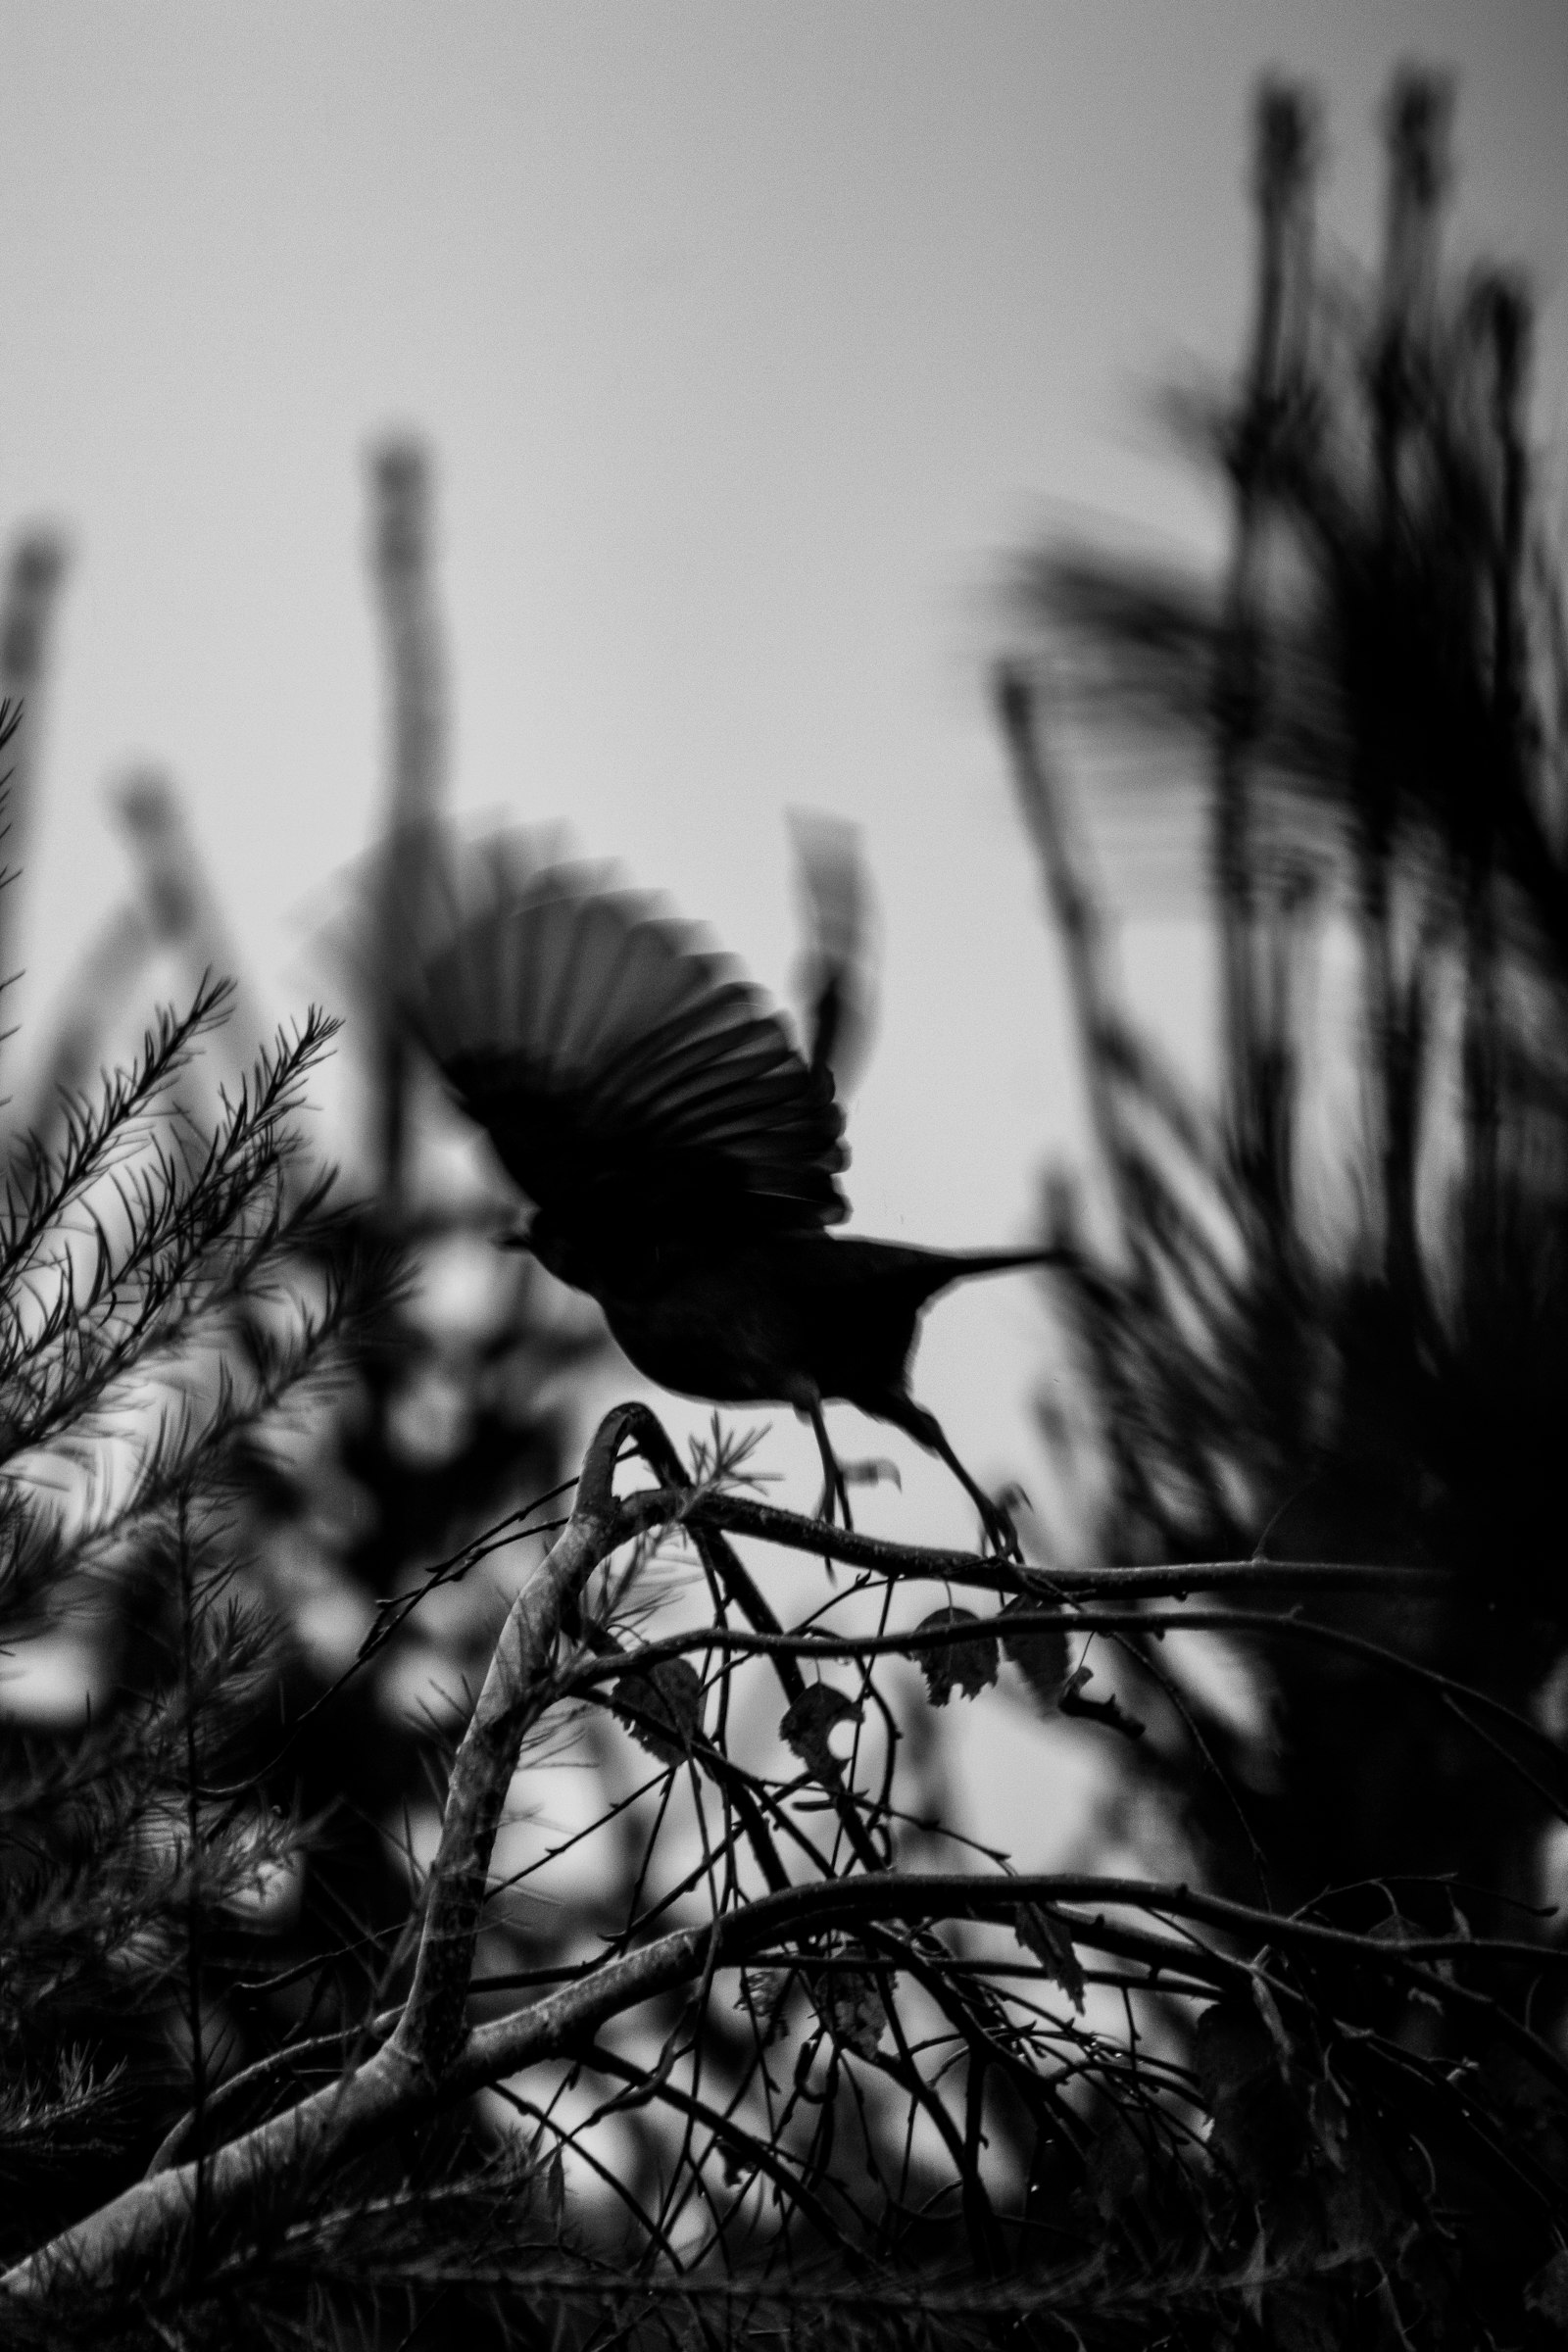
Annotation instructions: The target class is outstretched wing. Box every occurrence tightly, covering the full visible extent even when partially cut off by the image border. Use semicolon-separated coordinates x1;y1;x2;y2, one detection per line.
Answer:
392;830;850;1241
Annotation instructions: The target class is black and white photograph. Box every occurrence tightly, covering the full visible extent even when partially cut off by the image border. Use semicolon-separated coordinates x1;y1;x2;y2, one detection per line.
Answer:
1;5;1566;2343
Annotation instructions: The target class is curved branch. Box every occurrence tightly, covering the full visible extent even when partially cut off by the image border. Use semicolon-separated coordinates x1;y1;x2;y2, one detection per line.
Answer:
15;1844;1566;2303
391;1399;667;2077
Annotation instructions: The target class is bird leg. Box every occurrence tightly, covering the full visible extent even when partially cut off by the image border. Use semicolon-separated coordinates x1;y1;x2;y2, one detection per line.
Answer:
791;1383;854;1532
810;1403;855;1532
869;1390;1021;1560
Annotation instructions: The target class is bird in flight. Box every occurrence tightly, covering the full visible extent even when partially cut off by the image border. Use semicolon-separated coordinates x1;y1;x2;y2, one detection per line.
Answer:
387;829;1059;1555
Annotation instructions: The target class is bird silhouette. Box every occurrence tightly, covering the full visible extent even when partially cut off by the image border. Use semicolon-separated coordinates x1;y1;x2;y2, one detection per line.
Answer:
387;829;1059;1554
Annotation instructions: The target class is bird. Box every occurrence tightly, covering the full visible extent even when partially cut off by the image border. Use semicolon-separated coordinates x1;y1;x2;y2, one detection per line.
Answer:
382;826;1060;1555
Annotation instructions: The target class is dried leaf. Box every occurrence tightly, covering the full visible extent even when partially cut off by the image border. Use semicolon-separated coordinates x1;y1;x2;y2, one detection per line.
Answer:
612;1657;703;1761
780;1682;861;1781
999;1594;1069;1710
1014;1901;1085;2009
912;1607;999;1705
1371;1906;1453;1990
735;1967;792;2045
1368;1910;1450;2010
1194;2000;1277;2105
817;1963;887;2059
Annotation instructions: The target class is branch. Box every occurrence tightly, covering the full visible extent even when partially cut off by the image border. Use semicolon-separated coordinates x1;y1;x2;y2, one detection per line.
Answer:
559;1601;1568;1795
14;1843;1562;2304
676;1486;1447;1599
5;1402;1550;2310
0;1399;666;2304
389;1399;665;2077
1;1918;710;2306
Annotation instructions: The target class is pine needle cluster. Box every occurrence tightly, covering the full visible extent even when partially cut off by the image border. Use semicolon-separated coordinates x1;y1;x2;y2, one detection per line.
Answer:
0;972;372;2263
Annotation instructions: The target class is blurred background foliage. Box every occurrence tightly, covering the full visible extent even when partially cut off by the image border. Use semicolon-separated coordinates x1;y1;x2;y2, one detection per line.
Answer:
0;429;607;2277
2;55;1567;2350
1013;65;1568;1950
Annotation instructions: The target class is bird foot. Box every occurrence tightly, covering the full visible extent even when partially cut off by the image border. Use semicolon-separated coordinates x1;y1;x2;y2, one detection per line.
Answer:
813;1456;898;1531
978;1492;1024;1562
813;1473;855;1533
840;1455;901;1494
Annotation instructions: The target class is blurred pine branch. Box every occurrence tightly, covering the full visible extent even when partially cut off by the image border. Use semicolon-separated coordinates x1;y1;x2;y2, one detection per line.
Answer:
1013;68;1568;1936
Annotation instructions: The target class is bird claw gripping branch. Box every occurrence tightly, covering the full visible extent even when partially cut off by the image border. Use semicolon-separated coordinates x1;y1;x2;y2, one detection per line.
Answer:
381;825;1060;1559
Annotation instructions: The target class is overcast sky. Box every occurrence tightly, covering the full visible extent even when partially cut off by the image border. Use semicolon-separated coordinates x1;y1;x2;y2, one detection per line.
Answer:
1;2;1564;1547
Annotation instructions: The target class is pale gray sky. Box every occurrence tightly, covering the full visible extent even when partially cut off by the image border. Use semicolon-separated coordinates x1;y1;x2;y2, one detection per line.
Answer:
1;2;1564;1546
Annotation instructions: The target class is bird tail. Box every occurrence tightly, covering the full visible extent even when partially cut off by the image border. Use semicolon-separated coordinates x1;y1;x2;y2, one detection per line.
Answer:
837;1240;1070;1309
934;1246;1070;1288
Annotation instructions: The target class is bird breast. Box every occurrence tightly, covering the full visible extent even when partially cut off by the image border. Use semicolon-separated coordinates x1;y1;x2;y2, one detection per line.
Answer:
591;1234;922;1410
598;1247;810;1405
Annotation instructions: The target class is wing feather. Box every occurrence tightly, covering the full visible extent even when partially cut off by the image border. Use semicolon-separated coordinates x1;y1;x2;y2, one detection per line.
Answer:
393;830;849;1236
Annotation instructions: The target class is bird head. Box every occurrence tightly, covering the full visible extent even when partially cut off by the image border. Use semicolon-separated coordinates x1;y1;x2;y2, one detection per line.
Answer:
506;1208;591;1292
